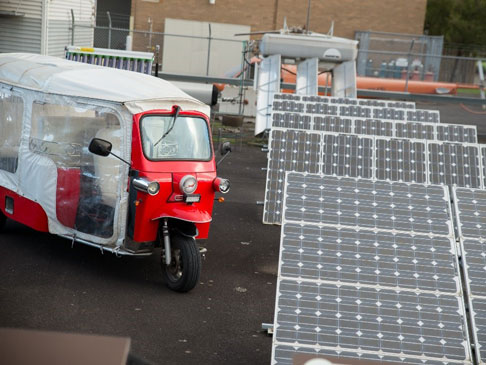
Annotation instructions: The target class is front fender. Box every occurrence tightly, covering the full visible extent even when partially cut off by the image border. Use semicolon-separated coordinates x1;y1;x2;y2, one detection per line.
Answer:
151;204;212;224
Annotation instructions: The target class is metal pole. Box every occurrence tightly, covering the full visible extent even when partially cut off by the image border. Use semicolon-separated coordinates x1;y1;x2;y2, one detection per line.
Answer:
106;11;112;49
238;41;247;115
148;17;153;51
206;23;212;76
404;39;415;93
71;9;75;45
478;59;485;110
305;0;311;33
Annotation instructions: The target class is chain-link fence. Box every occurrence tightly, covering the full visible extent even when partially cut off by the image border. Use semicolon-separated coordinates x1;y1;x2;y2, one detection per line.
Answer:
73;14;248;79
71;19;485;94
355;30;485;86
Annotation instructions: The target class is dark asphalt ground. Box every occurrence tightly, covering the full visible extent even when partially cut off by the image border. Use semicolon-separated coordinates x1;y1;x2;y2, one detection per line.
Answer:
0;100;484;365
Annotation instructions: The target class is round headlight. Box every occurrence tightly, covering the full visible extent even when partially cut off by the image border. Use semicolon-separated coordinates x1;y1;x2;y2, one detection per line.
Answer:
180;175;198;194
218;178;230;194
147;181;160;196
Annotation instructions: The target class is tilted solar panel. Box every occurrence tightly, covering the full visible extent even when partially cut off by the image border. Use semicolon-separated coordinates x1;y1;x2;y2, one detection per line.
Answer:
272;172;471;364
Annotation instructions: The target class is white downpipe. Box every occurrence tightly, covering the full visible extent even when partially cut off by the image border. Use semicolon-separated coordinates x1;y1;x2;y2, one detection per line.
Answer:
40;0;49;55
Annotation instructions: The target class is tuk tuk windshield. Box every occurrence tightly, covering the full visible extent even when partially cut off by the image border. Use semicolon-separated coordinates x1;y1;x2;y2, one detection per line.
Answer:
140;115;211;161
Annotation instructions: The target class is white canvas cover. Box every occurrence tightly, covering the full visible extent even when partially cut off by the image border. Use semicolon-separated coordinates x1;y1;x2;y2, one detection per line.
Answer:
0;53;210;247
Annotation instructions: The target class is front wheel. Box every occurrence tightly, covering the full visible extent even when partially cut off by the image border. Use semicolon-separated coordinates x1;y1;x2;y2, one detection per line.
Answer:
161;233;201;292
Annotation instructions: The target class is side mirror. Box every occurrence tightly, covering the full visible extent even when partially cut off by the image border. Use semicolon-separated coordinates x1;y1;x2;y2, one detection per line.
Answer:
220;141;232;156
89;138;112;157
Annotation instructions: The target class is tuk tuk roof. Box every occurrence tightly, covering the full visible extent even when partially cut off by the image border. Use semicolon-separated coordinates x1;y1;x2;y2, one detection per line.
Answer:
0;53;210;115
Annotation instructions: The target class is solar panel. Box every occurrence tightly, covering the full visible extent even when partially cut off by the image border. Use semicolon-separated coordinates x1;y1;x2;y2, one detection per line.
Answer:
339;106;372;118
272;112;312;130
272;172;471;365
274;93;302;101
372;108;406;121
280;224;458;292
453;187;486;240
427;142;482;188
272;100;305;113
453;187;486;364
482;146;486;190
407;110;440;123
436;125;477;143
273;280;469;364
312;116;353;133
263;128;321;225
394;121;435;140
320;133;374;179
354;119;394;137
283;174;452;235
306;103;339;115
374;138;427;183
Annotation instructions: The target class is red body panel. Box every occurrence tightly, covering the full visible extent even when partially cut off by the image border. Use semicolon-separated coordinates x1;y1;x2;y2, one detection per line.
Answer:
0;186;49;232
130;109;217;242
56;167;80;228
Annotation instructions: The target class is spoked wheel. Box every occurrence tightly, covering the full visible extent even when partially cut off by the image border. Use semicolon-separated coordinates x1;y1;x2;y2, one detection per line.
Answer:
161;233;201;292
0;211;6;232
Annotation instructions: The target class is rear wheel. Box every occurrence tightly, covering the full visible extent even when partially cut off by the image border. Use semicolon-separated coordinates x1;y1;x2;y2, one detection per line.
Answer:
161;233;201;292
0;211;6;232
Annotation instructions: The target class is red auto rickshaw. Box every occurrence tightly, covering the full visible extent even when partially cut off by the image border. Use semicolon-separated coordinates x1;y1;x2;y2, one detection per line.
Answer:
0;53;230;292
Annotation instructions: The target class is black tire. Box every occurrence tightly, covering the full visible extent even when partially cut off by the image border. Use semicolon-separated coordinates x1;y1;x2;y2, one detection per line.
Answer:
161;233;201;292
0;211;6;232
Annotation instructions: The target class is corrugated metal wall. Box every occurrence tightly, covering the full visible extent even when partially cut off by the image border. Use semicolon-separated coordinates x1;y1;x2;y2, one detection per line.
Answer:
0;0;94;56
48;0;95;57
0;0;42;54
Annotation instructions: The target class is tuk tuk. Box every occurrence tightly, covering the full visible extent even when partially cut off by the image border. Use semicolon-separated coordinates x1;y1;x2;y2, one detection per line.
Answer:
0;53;230;292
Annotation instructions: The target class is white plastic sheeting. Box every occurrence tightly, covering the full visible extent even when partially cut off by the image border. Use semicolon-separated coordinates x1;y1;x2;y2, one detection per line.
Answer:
0;53;210;116
0;53;210;247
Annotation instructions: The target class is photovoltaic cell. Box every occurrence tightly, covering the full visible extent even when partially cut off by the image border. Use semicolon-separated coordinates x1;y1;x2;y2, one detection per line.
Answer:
263;129;321;224
394;121;435;140
321;134;374;179
374;138;427;183
281;224;458;292
312;116;353;133
436;125;477;143
272;112;312;130
427;142;482;188
283;174;452;236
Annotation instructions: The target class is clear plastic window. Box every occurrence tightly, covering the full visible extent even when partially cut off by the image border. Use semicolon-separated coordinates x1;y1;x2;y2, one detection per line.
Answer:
0;92;23;173
30;102;122;239
140;115;211;161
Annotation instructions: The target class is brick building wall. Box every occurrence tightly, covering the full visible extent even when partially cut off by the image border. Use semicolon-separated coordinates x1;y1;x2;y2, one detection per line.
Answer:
130;0;427;40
